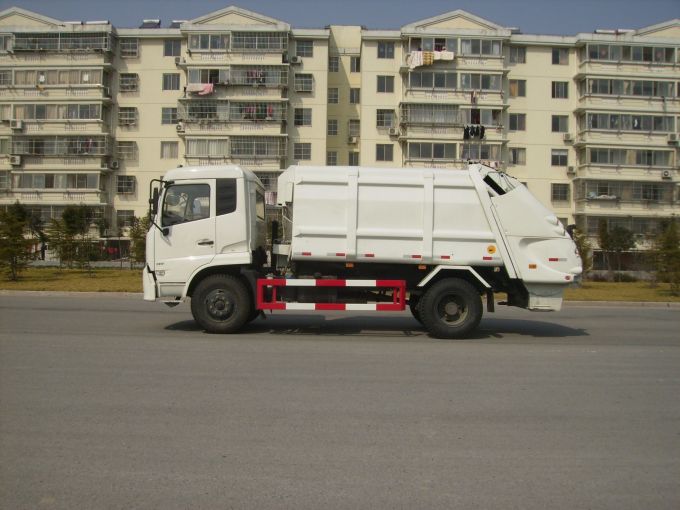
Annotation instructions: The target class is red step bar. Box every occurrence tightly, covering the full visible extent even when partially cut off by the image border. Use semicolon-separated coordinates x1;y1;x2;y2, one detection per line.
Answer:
256;278;407;311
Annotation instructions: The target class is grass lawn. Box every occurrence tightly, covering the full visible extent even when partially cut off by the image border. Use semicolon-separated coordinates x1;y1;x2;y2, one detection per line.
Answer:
0;267;143;293
1;268;679;302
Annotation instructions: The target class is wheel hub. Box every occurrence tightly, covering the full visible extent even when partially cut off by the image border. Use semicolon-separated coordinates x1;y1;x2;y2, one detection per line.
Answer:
206;290;233;320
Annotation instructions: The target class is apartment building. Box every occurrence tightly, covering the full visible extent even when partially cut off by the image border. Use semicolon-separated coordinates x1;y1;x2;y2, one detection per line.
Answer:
1;6;678;255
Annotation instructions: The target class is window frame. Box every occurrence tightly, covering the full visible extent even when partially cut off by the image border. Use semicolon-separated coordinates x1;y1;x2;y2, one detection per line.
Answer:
378;41;395;59
377;75;395;93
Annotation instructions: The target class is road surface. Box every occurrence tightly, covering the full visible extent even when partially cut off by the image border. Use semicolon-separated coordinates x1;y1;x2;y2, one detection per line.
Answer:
1;293;679;509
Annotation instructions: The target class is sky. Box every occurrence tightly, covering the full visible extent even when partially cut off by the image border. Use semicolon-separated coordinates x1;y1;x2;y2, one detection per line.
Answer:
1;0;679;35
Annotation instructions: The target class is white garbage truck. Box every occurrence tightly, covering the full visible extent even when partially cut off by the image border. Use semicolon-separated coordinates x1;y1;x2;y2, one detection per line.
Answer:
143;164;582;338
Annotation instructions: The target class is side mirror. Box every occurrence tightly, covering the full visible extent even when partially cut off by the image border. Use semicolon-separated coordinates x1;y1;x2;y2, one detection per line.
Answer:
150;187;159;215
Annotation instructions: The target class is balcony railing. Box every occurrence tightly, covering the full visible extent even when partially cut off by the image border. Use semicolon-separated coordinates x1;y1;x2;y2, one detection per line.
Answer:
178;100;285;122
12;33;113;52
11;136;111;156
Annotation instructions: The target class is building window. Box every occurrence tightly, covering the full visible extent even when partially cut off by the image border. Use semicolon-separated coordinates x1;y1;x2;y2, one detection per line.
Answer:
294;108;312;126
118;107;137;126
296;40;313;58
349;88;360;104
116;141;138;160
117;210;135;228
0;70;11;86
188;34;229;52
327;119;338;135
460;73;502;91
348;152;359;166
326;151;337;166
162;73;180;91
409;142;457;160
328;87;339;104
552;48;568;65
119;38;139;58
0;170;9;189
551;149;568;166
509;46;526;64
376;144;393;161
376;109;394;128
377;75;394;93
552;115;569;133
378;42;395;59
294;74;313;92
510;147;526;165
161;141;179;159
509;113;526;131
509;79;526;97
551;183;570;202
164;39;181;57
348;119;360;137
329;56;339;72
461;39;502;56
116;175;136;194
161;107;178;124
351;56;361;73
119;73;139;92
294;142;311;160
409;71;457;90
552;81;568;98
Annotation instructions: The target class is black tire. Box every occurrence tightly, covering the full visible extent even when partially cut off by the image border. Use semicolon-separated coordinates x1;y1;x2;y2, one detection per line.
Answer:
409;296;423;324
191;274;252;334
419;278;483;339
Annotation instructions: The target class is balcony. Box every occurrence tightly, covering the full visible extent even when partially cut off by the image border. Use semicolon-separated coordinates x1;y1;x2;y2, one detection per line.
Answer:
184;135;287;169
574;179;677;214
184;32;288;66
11;135;112;158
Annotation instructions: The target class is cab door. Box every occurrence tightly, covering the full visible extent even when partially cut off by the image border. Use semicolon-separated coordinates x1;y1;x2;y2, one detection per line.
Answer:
154;180;214;294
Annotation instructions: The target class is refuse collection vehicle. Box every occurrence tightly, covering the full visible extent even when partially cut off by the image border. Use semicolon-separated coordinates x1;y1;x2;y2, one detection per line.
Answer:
143;163;582;338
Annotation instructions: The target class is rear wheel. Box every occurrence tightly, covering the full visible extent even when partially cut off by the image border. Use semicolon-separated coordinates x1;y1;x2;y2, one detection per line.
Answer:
191;274;252;334
409;296;423;324
420;279;482;339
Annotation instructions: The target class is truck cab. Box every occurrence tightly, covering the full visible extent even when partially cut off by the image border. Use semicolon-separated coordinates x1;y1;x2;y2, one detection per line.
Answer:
143;165;266;303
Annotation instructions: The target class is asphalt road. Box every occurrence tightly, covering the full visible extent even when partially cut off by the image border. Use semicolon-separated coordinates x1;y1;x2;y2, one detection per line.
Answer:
1;293;679;509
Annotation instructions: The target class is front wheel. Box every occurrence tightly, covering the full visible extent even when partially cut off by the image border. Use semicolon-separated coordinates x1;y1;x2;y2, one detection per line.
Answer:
191;274;252;334
419;279;483;339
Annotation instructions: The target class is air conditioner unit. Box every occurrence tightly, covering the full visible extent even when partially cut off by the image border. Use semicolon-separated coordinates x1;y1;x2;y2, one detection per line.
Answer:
290;56;302;65
388;127;399;136
100;161;109;170
348;136;358;144
10;155;21;166
174;56;181;66
10;120;23;130
668;133;679;145
661;169;672;179
110;160;119;170
567;166;575;175
563;133;573;142
176;122;185;133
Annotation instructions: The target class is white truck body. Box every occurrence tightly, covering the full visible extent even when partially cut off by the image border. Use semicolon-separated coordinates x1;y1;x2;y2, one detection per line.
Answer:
144;163;582;338
277;164;580;310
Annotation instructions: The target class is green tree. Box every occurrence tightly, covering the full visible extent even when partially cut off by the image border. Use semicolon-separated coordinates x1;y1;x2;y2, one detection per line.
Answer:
654;219;680;295
571;227;592;278
0;202;33;281
47;205;95;269
598;221;636;280
129;215;151;265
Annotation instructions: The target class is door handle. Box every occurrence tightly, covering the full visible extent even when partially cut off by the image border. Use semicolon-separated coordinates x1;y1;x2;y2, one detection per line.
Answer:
197;239;214;246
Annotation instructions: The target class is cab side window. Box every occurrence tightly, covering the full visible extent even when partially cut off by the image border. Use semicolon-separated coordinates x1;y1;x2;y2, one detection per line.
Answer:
161;184;211;226
216;178;236;216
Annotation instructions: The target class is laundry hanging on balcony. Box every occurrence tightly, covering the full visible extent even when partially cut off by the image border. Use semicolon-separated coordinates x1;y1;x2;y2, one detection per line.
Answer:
198;83;214;95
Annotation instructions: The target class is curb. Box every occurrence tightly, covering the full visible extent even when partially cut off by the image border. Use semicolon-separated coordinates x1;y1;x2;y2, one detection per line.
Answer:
1;290;679;308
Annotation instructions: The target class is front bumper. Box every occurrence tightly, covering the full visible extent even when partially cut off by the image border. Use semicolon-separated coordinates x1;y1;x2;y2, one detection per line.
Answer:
143;265;157;301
